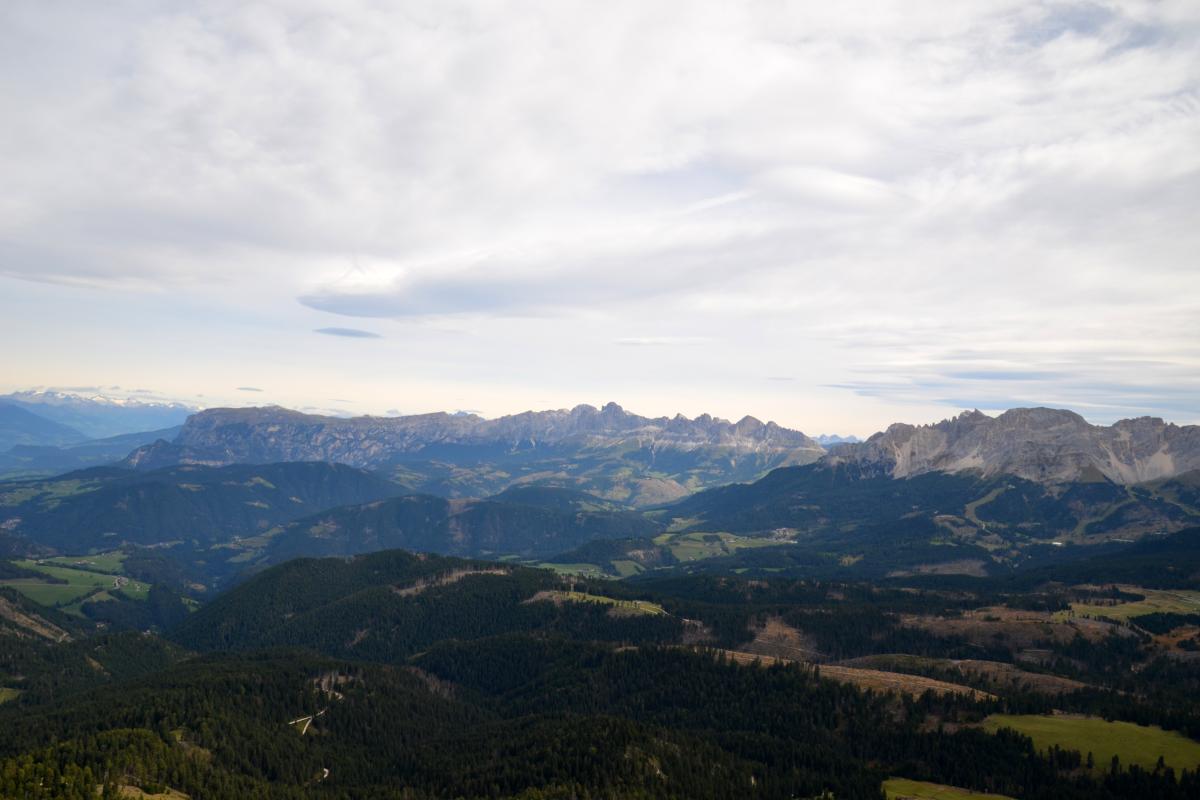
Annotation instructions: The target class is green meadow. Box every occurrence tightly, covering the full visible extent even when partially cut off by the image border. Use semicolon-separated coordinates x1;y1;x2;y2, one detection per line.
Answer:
663;531;785;562
1062;587;1200;624
42;551;127;574
532;562;609;578
535;590;667;616
0;553;150;612
883;777;1013;800
983;714;1200;774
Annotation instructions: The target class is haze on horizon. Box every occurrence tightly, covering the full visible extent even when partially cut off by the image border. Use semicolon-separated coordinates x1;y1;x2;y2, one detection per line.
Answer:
2;1;1198;437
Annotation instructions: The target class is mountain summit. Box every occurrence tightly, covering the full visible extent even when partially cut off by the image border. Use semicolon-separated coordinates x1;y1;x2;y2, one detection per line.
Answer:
123;403;825;505
825;407;1200;484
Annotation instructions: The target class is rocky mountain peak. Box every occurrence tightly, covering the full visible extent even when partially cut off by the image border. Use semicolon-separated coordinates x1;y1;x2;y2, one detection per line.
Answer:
122;404;826;497
993;406;1089;429
827;407;1200;484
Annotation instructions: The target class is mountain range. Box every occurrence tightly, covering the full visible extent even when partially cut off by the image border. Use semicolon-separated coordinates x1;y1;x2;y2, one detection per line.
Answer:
0;426;182;480
0;403;86;451
814;433;861;446
2;400;1199;588
1;390;195;439
827;407;1200;484
123;402;826;505
0;391;196;479
124;404;1200;494
4;403;1200;799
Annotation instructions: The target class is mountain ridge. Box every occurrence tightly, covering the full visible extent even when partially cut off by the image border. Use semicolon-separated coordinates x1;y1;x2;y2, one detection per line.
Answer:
0;461;405;554
2;390;194;439
826;407;1200;485
121;402;826;505
120;404;1200;494
131;401;822;463
0;425;183;480
0;403;86;451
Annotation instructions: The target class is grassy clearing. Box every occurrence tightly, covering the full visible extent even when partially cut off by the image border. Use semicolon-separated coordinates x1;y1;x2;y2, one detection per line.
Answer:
1060;586;1200;623
883;777;1013;799
816;664;991;700
117;785;190;799
0;557;150;611
1;560;112;606
42;550;127;574
665;531;783;562
1071;498;1135;537
963;487;1006;528
0;579;92;606
611;559;643;577
845;655;1087;695
534;562;607;579
983;714;1200;773
530;590;667;616
665;517;703;533
0;478;102;508
119;580;151;600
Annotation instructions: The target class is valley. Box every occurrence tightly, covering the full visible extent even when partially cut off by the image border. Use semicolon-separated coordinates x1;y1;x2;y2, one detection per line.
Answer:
1;403;1200;799
4;537;1200;798
7;1;1195;795
2;552;149;611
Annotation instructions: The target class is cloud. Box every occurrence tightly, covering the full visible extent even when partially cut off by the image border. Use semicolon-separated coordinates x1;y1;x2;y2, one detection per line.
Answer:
836;371;1200;425
945;371;1066;382
615;336;710;347
313;327;381;339
236;386;263;392
1;1;1198;429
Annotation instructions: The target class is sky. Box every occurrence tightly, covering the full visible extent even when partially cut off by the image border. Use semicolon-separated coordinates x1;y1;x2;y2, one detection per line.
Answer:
1;1;1198;437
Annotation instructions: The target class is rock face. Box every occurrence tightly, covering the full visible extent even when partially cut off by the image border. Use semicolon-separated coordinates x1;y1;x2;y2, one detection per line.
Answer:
128;402;823;467
825;408;1200;484
122;403;825;505
123;403;1200;496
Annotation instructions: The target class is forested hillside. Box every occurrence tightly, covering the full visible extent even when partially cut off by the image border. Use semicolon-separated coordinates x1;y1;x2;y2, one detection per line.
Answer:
0;462;404;551
258;488;661;564
4;541;1200;798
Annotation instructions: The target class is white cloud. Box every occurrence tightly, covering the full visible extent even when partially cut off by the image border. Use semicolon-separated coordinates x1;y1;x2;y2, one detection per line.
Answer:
314;327;382;339
0;0;1198;432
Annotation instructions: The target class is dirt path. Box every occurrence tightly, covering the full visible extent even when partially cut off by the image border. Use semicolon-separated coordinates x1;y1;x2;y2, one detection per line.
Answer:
288;708;327;735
